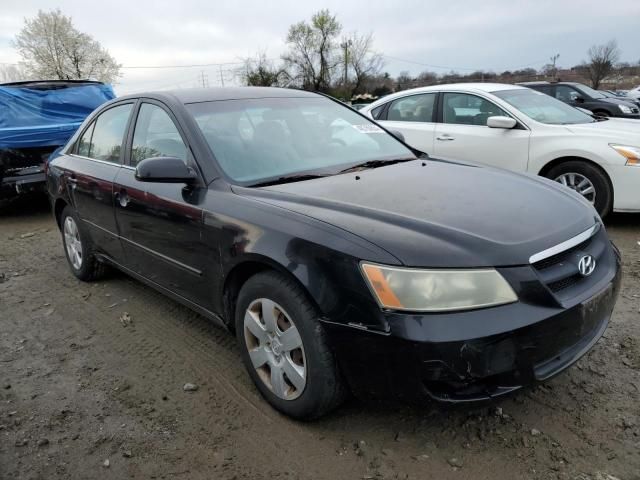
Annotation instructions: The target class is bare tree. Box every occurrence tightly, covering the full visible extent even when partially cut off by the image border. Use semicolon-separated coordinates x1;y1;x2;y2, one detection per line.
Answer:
283;9;341;92
0;64;26;83
240;53;290;87
13;9;120;83
342;32;383;98
586;40;620;89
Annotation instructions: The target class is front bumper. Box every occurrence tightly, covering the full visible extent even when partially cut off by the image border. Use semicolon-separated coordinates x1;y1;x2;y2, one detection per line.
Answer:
324;243;621;403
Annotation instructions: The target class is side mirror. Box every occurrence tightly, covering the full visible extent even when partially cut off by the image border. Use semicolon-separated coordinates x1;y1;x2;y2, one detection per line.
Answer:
135;156;197;183
487;116;517;129
388;129;405;142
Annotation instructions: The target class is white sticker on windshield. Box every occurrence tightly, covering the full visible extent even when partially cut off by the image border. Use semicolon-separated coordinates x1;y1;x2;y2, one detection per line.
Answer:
352;124;384;134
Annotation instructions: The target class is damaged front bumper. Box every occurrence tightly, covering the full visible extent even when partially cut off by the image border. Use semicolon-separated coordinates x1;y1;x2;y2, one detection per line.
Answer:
324;244;622;403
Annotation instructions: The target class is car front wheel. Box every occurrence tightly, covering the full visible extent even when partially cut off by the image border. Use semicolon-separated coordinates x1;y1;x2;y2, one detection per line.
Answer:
546;161;612;218
235;271;346;420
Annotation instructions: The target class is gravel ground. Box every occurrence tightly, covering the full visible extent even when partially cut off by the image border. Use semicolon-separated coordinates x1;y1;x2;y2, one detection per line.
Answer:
1;195;639;480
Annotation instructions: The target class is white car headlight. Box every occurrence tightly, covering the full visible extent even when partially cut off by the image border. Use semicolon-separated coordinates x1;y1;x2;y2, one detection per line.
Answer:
618;105;633;114
610;144;640;166
360;263;518;312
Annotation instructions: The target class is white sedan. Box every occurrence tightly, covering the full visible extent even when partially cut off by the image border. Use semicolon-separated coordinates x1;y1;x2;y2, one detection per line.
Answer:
361;83;640;217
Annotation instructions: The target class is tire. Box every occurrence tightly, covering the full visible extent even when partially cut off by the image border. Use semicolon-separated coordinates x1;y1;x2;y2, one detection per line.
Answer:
60;206;106;281
546;161;612;218
593;110;610;118
235;271;346;420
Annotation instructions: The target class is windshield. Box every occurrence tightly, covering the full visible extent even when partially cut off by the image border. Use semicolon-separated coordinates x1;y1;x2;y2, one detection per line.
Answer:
575;84;606;99
493;89;595;125
186;96;416;184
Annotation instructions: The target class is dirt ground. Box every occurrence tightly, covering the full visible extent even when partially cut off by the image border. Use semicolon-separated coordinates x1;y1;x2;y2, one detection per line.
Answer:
1;195;639;480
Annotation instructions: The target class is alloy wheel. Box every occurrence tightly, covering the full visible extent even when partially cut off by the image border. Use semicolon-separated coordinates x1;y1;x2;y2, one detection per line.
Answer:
243;298;307;400
554;172;596;204
63;216;83;270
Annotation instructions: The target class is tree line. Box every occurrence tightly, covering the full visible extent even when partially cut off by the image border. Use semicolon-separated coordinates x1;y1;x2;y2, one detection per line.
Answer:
1;9;637;96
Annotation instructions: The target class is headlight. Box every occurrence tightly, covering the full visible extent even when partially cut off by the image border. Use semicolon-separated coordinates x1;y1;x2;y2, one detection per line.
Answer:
618;105;633;114
360;263;518;312
610;144;640;166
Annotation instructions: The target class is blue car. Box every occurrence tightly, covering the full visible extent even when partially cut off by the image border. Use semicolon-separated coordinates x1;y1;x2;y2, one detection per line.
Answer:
0;80;114;201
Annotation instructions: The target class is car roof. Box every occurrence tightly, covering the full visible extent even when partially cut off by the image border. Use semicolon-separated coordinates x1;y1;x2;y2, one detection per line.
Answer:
362;83;527;110
119;86;320;104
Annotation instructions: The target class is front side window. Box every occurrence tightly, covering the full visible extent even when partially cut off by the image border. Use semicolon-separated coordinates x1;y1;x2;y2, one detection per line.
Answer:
81;104;133;163
493;88;594;125
386;94;436;122
555;85;580;103
442;93;508;126
186;96;416;184
131;103;187;166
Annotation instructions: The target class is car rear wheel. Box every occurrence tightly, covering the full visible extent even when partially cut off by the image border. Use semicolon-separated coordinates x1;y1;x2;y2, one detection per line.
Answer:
60;206;106;281
235;271;346;419
546;161;612;218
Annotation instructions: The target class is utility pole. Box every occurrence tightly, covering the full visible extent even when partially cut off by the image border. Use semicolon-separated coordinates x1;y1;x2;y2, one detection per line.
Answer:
199;71;209;88
550;53;560;81
340;38;352;101
219;66;225;87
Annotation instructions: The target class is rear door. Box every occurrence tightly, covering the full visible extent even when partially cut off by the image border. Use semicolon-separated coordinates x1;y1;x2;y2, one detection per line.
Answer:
376;92;437;154
113;101;214;308
66;102;134;260
432;92;531;173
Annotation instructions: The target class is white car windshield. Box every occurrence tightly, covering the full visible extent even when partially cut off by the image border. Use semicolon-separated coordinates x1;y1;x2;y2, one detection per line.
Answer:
493;89;595;125
186;96;416;184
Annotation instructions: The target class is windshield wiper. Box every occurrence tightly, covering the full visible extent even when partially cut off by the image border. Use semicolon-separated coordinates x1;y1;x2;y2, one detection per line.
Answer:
337;158;415;174
250;173;328;187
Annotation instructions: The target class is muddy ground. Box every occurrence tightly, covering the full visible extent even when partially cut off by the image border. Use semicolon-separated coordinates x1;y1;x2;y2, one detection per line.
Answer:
1;195;639;480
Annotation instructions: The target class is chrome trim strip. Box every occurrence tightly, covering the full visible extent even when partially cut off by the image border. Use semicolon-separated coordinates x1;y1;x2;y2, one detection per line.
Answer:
529;224;599;264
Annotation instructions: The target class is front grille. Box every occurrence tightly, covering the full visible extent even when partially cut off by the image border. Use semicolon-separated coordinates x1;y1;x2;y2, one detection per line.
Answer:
532;226;608;298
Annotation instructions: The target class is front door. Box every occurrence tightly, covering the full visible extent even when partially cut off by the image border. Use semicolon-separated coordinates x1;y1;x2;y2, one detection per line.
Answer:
113;101;214;308
433;92;531;173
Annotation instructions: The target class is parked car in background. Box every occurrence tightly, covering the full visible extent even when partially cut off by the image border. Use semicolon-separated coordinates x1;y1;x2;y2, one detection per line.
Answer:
601;89;640;108
0;80;115;203
521;81;640;119
626;85;640;100
361;83;640;217
47;87;620;418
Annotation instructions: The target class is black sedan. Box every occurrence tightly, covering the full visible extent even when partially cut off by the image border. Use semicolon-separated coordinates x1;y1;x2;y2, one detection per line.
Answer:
47;87;621;419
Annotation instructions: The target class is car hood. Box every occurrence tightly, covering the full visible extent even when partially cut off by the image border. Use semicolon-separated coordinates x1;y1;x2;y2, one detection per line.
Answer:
236;160;597;267
564;117;640;139
600;97;637;107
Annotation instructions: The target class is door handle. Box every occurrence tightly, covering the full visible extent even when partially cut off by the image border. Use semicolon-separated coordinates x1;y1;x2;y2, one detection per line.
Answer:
67;175;78;185
115;189;130;208
436;135;455;141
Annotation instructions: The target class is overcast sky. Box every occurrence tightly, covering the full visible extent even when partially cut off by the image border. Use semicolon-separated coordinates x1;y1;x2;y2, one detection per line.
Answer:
1;0;639;94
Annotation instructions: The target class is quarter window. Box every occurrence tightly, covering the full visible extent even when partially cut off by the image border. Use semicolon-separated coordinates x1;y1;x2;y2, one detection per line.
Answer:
80;104;133;163
131;103;188;166
442;93;508;126
386;94;436;122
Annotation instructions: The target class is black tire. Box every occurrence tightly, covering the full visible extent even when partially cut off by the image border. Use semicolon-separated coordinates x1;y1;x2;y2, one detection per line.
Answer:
546;161;612;218
235;271;346;420
60;205;106;281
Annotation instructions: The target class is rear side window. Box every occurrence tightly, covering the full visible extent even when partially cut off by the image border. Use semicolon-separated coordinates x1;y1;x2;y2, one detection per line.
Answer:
131;103;187;166
386;94;436;122
78;104;133;163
